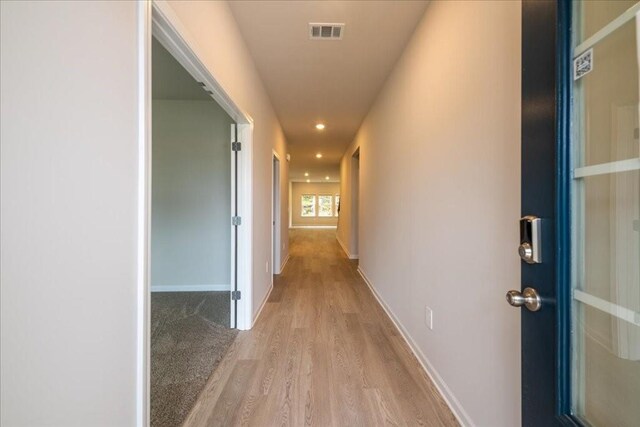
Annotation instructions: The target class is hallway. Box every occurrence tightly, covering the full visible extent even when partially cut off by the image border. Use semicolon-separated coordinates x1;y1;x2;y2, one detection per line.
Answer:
1;2;525;425
183;229;458;426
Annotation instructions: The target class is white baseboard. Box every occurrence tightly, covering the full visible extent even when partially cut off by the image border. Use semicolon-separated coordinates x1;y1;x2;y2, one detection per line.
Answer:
336;234;359;259
289;225;337;229
279;253;290;274
357;267;474;427
151;284;230;292
252;281;274;327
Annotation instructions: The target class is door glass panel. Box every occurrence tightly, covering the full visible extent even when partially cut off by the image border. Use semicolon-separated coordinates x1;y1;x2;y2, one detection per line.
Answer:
574;3;639;167
581;171;640;310
572;2;640;427
579;1;640;42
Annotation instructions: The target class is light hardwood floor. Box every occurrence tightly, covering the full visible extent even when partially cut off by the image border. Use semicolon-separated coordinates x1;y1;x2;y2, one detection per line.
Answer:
183;229;459;427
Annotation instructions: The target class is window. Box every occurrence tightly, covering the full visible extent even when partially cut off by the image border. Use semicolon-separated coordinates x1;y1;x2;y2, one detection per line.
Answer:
318;195;333;217
301;194;316;217
334;194;340;217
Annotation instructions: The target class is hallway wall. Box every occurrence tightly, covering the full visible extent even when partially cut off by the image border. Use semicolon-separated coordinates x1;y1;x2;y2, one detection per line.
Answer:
1;1;139;425
164;0;289;320
336;1;522;426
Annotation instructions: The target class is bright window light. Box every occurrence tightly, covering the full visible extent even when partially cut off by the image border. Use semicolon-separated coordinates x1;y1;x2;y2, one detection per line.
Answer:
318;195;333;217
301;194;316;217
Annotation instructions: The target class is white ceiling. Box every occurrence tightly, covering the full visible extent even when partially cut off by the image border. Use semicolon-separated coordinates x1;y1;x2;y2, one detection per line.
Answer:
228;0;429;181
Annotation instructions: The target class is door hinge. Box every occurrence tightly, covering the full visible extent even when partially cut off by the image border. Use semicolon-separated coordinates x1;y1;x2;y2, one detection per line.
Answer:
232;216;242;226
232;142;242;151
231;290;241;300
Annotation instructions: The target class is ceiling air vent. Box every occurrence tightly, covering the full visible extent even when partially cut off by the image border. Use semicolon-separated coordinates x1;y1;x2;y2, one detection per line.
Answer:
309;23;345;40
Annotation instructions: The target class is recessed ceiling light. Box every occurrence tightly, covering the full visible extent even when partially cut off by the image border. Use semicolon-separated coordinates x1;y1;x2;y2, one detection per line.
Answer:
316;153;322;158
306;179;310;183
325;176;330;180
315;123;325;130
304;172;309;177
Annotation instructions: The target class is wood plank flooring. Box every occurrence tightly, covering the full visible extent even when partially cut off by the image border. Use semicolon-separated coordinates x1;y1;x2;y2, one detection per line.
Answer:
183;229;459;427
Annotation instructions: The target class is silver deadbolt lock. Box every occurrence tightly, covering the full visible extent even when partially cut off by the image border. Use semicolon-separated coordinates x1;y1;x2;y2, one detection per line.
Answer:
519;216;541;264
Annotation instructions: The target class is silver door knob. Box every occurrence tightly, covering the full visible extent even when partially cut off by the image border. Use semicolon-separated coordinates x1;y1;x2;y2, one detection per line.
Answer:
506;287;541;312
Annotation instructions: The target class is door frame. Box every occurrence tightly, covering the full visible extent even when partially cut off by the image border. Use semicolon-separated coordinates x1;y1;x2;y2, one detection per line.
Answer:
150;0;254;327
271;150;281;275
521;0;578;425
137;1;255;424
554;0;573;422
350;148;360;258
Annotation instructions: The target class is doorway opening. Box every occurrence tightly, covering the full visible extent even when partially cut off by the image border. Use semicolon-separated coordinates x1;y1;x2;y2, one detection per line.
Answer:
141;2;256;425
149;36;238;427
351;148;360;257
272;152;281;275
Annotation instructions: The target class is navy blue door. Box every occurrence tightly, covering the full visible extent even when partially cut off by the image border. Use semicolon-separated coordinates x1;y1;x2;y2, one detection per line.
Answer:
520;1;564;425
521;1;640;426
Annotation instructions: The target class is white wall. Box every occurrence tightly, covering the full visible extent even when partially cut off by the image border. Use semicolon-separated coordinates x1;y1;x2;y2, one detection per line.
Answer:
336;1;522;425
151;100;233;290
1;1;139;425
164;0;289;318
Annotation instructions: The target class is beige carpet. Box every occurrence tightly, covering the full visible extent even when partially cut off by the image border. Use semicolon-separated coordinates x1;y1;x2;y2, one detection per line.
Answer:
151;292;238;427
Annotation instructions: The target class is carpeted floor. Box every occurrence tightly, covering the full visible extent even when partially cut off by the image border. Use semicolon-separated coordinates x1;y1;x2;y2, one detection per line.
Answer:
151;292;238;427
